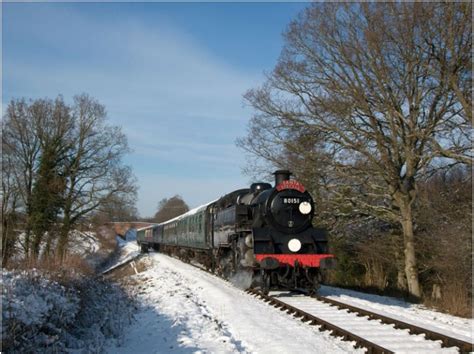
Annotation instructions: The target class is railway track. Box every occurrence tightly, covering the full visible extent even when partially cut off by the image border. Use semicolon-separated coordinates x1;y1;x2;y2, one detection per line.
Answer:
101;253;143;275
246;289;472;354
312;294;473;353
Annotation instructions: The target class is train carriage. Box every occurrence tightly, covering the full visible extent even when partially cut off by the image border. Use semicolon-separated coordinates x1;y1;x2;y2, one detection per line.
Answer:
159;202;212;249
136;224;161;252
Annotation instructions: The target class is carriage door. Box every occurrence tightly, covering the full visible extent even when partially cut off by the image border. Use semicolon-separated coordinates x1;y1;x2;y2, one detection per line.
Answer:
206;205;215;248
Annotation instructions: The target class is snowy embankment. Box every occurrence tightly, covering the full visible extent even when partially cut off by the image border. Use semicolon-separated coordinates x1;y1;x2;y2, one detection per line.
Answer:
101;236;140;274
1;269;135;353
1;230;138;353
319;286;473;343
106;253;362;354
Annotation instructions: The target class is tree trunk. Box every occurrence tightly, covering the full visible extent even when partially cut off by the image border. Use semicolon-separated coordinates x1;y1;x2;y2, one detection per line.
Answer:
24;188;34;258
399;200;422;299
31;232;43;260
397;265;408;291
393;234;408;291
24;229;31;257
57;229;68;261
57;214;71;261
44;231;54;259
24;205;32;257
2;213;13;267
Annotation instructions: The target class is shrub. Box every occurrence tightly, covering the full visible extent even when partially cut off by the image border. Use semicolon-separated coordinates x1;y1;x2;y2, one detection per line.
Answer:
1;269;135;353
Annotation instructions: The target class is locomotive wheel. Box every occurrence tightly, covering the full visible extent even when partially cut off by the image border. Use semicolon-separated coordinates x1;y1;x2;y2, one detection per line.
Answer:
261;272;271;295
302;268;321;294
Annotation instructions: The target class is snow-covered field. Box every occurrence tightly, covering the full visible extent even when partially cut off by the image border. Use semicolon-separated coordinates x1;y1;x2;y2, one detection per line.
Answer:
106;242;473;353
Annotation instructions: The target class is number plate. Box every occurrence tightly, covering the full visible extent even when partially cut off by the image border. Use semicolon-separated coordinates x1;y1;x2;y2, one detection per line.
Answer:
283;198;300;204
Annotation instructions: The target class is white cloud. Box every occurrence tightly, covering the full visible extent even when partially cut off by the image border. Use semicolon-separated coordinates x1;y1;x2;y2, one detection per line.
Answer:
4;5;265;216
5;6;261;118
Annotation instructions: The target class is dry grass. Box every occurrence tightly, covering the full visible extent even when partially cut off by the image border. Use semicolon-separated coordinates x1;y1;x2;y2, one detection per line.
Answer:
425;283;472;318
9;254;94;278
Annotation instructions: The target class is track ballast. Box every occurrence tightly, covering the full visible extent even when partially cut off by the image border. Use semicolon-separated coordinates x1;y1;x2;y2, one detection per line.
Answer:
247;289;472;353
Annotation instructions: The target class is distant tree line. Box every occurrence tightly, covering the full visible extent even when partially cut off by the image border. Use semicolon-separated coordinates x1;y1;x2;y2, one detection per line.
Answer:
139;195;189;223
2;94;137;266
153;195;189;223
238;2;471;314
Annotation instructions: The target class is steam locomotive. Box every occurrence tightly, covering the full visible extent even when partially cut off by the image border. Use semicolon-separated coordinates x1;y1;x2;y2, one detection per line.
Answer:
136;170;335;293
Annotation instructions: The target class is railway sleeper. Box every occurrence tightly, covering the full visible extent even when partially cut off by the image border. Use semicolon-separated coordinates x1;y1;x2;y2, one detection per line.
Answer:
314;295;472;353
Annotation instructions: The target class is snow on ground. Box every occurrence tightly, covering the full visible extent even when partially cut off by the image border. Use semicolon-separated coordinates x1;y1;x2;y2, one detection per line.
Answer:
69;230;101;256
106;253;363;354
102;238;140;274
2;269;134;353
319;285;473;343
271;291;460;353
13;230;101;259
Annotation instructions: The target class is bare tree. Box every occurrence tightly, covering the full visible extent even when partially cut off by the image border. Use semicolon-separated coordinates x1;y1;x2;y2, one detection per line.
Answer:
92;193;139;224
30;97;74;258
423;4;472;125
2;99;42;255
417;3;472;164
1;136;21;266
57;94;137;259
241;2;472;298
2;94;137;262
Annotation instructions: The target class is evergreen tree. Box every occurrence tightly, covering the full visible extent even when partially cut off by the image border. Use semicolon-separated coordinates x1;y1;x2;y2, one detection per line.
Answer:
30;141;67;258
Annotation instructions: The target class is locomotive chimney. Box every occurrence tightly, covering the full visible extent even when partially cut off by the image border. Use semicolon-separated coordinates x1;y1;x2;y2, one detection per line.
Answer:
273;170;291;186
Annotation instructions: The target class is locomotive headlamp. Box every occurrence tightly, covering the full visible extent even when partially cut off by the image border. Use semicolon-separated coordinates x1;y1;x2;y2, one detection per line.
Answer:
288;238;302;252
299;201;312;215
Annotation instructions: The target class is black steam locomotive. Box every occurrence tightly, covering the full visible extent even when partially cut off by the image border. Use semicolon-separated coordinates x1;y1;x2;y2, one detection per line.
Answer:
137;170;335;293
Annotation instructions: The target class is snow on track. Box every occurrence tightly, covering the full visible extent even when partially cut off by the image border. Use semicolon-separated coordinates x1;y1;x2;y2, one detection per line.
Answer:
271;291;460;353
106;253;362;354
319;285;473;344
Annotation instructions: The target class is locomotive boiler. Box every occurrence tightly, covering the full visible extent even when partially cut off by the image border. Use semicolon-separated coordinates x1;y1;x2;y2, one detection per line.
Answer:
137;170;335;293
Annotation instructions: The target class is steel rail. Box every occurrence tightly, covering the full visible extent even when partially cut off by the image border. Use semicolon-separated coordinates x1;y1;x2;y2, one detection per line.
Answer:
101;254;143;275
313;295;473;353
246;289;394;354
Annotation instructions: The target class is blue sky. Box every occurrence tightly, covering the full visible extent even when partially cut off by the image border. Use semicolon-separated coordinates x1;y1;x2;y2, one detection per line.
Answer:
3;2;307;217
